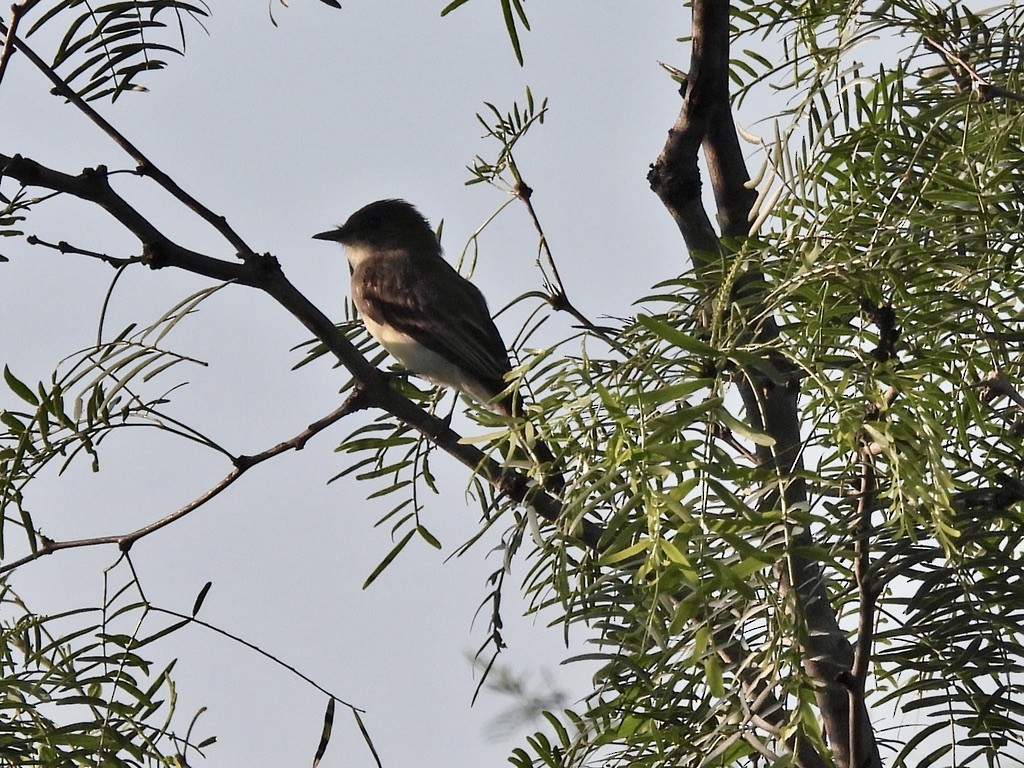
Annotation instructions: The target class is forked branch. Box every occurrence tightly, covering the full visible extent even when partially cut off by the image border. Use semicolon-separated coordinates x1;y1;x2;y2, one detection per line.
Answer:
647;0;880;765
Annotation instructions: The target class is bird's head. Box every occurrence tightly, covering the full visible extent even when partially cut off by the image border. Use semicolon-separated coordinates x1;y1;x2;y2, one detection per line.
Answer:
313;199;437;255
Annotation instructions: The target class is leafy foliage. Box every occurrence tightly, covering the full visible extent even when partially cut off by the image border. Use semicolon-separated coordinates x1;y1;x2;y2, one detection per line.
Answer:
24;0;212;101
491;4;1024;767
5;0;1024;767
1;285;224;555
327;3;1024;767
0;571;212;767
0;187;31;259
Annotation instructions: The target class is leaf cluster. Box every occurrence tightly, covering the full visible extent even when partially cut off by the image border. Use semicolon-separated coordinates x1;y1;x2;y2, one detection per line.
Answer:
0;575;211;767
1;285;223;560
25;0;210;101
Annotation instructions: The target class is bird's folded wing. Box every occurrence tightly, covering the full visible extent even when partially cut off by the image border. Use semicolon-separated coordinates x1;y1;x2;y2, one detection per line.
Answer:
355;258;513;397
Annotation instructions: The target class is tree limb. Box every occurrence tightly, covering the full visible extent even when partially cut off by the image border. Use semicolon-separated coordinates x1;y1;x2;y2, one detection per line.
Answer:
0;23;256;257
846;448;878;768
647;1;881;765
0;400;359;575
0;152;602;553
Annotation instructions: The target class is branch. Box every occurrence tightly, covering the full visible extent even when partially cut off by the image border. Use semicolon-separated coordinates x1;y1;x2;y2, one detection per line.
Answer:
846;447;878;768
975;368;1024;409
0;1;30;90
0;402;356;576
26;233;142;268
715;631;829;768
150;605;363;711
924;36;1024;104
3;154;251;283
0;24;257;257
1;151;603;554
647;1;880;765
512;178;628;354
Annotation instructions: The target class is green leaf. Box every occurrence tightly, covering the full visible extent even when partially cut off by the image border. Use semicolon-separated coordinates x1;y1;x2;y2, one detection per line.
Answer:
717;408;776;446
439;0;473;14
362;529;416;589
191;582;212;616
353;708;383;768
704;654;724;697
4;366;39;406
636;314;717;356
597;538;650;566
416;525;442;549
312;697;335;768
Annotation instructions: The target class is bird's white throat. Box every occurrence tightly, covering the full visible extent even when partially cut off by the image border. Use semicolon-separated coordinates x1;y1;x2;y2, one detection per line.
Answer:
344;243;381;270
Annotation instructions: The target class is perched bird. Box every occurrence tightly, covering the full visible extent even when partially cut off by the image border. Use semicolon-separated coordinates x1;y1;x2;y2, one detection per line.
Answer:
314;199;561;489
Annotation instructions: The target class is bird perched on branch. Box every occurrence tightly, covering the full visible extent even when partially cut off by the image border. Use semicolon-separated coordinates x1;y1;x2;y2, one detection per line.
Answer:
313;198;562;492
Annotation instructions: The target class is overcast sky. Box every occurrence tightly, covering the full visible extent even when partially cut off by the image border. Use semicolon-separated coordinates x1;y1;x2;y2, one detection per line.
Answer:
1;3;725;765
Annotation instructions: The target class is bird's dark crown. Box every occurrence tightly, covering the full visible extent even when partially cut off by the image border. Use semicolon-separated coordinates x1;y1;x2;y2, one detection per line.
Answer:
316;199;437;250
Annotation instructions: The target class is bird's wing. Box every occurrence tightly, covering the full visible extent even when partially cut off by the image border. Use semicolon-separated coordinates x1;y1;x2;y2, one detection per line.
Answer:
354;255;514;401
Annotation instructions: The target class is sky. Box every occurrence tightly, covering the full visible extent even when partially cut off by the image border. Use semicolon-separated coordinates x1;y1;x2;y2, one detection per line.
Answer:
1;2;717;766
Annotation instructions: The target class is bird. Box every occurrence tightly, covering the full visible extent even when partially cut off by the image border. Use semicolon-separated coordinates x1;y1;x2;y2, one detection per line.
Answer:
313;199;562;491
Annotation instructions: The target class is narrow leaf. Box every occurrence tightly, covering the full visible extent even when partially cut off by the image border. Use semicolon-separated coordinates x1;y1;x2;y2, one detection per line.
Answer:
312;697;335;768
363;529;416;589
4;366;39;406
191;582;212;616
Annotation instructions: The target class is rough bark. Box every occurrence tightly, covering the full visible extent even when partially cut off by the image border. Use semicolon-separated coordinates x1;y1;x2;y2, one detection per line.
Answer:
647;1;882;765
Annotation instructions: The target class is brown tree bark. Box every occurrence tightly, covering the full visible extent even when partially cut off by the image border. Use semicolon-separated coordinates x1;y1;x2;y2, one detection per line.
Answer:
647;1;882;766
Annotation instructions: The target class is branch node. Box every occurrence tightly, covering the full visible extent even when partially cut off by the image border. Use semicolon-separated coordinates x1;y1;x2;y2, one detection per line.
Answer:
83;164;110;185
142;241;168;269
836;669;857;690
547;289;570;312
245;251;281;272
339;381;377;415
233;453;257;470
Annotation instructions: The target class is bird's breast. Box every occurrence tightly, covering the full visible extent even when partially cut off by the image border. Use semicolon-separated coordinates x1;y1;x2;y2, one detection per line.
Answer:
360;315;500;407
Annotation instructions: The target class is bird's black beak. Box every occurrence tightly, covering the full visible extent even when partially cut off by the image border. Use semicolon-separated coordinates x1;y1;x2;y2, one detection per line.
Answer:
312;228;346;242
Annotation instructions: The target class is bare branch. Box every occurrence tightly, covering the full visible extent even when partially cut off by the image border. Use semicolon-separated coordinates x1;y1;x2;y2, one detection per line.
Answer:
2;154;251;282
149;604;364;711
0;403;357;575
512;179;627;353
0;23;257;257
26;233;142;268
0;1;32;90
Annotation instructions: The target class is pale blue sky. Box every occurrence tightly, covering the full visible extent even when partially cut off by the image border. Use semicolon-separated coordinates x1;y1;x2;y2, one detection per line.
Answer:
1;3;718;765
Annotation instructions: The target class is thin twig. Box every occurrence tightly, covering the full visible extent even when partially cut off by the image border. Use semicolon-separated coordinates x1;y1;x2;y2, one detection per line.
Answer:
924;36;1024;103
0;22;257;257
847;447;877;768
0;1;30;90
150;605;364;710
510;168;627;354
26;233;142;267
0;403;355;576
